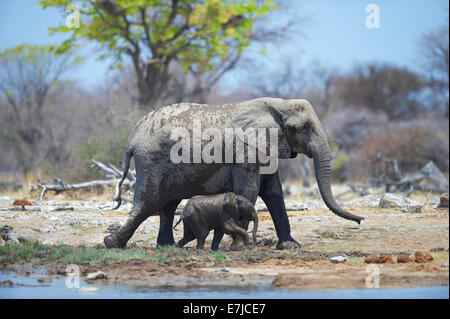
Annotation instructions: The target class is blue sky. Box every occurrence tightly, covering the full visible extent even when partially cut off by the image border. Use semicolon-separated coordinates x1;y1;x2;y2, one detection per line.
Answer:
0;0;448;89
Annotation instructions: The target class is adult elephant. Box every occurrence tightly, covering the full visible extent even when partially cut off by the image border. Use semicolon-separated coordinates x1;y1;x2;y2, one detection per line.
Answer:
104;98;363;249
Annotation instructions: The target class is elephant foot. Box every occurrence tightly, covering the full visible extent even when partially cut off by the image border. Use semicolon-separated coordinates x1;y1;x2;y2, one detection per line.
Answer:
229;239;245;251
104;233;125;249
156;233;175;247
156;239;175;247
276;238;301;250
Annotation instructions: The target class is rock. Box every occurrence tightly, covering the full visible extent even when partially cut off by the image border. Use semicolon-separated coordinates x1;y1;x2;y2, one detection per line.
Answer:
78;287;99;294
397;255;412;263
0;225;26;244
285;201;308;211
86;271;107;280
440;263;449;269
431;247;445;252
0;280;13;287
364;255;393;264
424;252;433;262
255;203;268;212
345;194;382;208
414;252;433;263
379;193;422;213
364;255;379;264
437;193;449;209
37;277;52;283
329;255;347;264
378;255;394;264
412;161;449;191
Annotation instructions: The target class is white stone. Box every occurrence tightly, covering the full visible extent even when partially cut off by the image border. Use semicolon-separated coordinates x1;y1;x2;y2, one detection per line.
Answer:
330;255;347;264
345;194;382;208
379;193;422;213
86;271;107;280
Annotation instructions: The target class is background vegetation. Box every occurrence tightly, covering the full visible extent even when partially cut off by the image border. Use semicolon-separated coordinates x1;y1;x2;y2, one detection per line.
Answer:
0;0;448;185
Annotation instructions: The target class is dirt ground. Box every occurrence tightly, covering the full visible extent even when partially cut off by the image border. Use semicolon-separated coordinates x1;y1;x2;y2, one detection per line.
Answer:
1;192;448;290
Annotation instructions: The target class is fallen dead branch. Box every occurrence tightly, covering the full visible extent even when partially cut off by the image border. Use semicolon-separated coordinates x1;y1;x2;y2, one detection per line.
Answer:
34;178;114;201
30;159;136;201
335;183;371;200
90;160;135;183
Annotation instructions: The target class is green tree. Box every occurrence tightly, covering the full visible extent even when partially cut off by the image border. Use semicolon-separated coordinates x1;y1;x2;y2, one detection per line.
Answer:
40;0;276;110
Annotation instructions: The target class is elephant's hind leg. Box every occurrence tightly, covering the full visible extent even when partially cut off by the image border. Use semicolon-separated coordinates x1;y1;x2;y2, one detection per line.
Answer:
104;201;155;248
177;221;196;248
211;229;224;250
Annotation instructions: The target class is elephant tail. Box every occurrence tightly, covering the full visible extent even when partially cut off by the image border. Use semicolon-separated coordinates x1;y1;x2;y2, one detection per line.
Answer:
173;215;183;230
251;207;258;244
112;149;133;210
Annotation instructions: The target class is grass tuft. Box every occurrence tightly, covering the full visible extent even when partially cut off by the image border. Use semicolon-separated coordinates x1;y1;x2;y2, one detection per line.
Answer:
0;241;149;265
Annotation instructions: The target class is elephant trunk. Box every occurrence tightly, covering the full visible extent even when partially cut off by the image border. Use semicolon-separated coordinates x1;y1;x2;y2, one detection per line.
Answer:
311;143;364;224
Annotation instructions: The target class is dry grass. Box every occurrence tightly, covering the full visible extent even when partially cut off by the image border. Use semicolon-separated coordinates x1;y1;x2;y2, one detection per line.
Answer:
1;171;116;201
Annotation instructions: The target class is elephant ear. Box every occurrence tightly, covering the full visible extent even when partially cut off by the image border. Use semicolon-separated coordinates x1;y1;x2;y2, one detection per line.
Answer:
222;192;239;220
231;98;292;158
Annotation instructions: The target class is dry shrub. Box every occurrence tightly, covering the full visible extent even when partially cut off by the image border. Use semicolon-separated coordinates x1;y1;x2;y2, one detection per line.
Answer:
326;107;388;151
360;121;449;174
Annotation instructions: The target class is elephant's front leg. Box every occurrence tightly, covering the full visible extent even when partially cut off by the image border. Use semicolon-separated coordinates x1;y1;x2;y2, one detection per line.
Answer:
157;200;180;246
230;165;259;250
223;219;251;250
259;172;300;249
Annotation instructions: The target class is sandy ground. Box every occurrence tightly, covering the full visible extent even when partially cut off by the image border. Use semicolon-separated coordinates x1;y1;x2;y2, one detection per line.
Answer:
0;190;448;290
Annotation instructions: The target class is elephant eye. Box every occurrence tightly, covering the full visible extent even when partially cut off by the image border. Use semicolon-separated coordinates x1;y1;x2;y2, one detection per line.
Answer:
303;121;311;131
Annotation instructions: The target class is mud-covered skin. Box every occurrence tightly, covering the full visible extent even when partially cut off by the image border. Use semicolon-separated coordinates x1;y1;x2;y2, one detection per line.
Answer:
105;97;363;250
174;192;258;250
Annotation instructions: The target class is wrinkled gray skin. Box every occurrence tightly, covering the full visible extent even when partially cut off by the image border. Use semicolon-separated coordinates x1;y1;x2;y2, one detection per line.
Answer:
104;97;363;250
173;192;258;250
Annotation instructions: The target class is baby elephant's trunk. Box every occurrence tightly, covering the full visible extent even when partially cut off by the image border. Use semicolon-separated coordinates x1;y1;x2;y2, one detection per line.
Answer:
251;207;258;244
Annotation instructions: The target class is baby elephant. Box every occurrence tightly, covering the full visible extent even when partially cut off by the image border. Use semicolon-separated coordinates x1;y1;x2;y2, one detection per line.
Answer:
173;192;258;250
